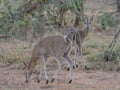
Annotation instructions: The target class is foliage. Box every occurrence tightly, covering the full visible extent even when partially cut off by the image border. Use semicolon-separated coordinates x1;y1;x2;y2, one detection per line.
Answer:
95;12;118;30
85;44;120;70
0;0;83;39
82;33;120;71
102;26;120;64
0;41;31;67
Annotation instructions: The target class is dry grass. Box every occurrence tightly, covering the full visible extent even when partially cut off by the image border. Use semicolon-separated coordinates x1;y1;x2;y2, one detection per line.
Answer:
0;31;120;71
0;31;120;90
82;32;120;70
0;40;32;68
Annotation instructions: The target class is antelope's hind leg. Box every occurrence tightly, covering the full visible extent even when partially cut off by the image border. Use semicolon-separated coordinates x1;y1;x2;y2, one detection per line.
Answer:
51;57;63;83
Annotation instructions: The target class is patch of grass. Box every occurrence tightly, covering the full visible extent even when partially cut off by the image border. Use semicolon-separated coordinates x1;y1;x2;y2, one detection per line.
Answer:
95;12;118;30
82;34;109;55
86;52;104;62
82;33;120;70
0;41;31;68
84;47;120;70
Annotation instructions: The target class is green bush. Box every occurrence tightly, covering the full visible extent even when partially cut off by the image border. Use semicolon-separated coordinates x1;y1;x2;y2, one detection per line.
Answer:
95;12;117;30
82;33;120;70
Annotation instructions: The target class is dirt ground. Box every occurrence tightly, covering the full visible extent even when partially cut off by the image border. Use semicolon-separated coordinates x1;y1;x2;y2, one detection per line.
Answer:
0;31;119;90
0;0;119;90
0;64;120;90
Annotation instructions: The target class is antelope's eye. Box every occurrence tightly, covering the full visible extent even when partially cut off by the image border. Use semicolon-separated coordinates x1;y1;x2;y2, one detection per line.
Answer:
89;22;91;24
84;22;86;24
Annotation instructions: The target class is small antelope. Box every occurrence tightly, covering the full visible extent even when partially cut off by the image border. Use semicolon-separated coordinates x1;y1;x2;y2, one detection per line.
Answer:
63;14;95;68
63;27;81;69
24;35;73;84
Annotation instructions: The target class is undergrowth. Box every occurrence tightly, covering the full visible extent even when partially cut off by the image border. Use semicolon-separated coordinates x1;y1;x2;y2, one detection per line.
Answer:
95;12;118;30
0;32;119;71
82;33;120;71
0;41;31;68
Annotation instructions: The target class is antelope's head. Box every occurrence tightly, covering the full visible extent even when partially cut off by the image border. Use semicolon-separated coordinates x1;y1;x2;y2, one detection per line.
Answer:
82;14;94;31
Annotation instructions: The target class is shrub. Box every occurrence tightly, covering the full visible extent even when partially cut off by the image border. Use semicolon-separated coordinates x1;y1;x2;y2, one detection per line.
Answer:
95;12;117;30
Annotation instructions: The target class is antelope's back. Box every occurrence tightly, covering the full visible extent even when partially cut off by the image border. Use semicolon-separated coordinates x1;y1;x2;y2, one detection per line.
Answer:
34;35;71;56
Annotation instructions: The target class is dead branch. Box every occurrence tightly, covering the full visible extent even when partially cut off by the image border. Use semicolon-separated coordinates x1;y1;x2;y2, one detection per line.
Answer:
104;25;120;61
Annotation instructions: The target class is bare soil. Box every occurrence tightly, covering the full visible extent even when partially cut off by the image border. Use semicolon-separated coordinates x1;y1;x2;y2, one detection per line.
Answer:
0;0;119;90
0;65;120;90
0;27;119;90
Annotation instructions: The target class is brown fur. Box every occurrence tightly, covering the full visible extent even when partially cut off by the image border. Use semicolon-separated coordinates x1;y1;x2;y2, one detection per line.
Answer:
28;35;71;71
63;15;94;69
25;35;72;82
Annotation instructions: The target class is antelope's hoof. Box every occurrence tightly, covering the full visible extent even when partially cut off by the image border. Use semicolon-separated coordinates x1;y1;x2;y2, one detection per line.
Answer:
25;80;28;83
69;79;72;84
46;80;49;84
73;66;75;69
51;78;55;83
76;64;78;68
67;67;70;71
85;66;90;70
37;79;40;83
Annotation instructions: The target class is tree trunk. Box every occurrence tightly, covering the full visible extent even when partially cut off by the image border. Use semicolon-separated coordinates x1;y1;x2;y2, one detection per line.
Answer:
116;0;120;13
104;25;120;61
74;0;84;27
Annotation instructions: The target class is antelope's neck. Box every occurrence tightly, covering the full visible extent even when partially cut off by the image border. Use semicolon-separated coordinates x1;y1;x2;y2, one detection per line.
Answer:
84;28;89;36
78;27;89;43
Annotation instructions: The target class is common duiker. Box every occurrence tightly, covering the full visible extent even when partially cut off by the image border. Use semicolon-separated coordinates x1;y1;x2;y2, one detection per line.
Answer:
63;14;95;68
24;35;74;84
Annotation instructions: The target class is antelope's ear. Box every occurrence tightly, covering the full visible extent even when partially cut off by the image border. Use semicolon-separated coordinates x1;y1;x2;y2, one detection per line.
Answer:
90;14;94;22
81;14;86;21
90;10;98;22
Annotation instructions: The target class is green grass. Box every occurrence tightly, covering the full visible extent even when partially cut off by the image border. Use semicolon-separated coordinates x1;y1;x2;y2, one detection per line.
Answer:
0;32;119;71
82;33;120;70
0;41;31;68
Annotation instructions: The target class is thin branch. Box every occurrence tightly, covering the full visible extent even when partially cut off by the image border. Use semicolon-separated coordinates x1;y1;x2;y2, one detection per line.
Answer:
104;25;120;61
